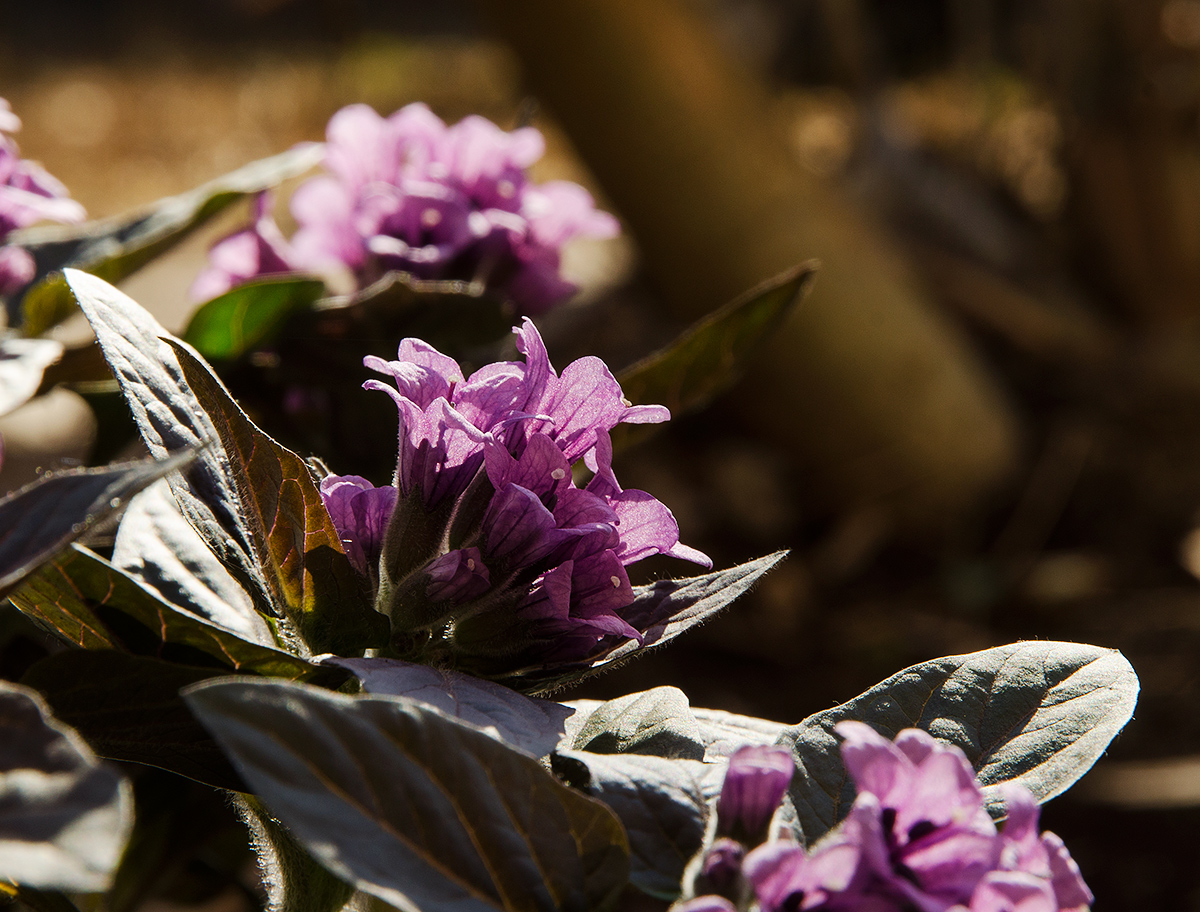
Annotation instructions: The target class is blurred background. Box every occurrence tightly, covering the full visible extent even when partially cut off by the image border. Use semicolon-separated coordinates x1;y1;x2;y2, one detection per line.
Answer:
3;0;1200;908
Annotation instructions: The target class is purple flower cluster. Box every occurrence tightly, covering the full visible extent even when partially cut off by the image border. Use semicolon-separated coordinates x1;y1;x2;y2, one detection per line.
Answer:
0;99;86;297
193;103;619;314
319;318;709;674
679;724;1092;912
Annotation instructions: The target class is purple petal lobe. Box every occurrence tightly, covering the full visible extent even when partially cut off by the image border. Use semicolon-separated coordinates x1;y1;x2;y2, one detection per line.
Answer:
716;744;796;844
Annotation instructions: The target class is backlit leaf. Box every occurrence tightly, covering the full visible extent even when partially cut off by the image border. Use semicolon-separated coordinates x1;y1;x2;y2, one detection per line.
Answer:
64;270;275;620
168;341;387;656
9;544;320;679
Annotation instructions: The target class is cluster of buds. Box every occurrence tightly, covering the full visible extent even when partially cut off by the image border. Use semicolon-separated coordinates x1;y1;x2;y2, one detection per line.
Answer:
0;98;86;297
678;724;1092;912
193;103;619;314
319;318;709;679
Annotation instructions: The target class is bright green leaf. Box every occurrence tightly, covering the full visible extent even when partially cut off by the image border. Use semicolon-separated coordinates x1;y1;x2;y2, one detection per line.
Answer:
183;277;326;361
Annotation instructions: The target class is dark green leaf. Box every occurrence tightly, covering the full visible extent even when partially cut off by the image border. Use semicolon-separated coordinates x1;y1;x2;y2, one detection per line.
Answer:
21;651;246;791
0;452;194;600
168;341;388;656
778;641;1140;843
0;681;131;890
112;479;272;648
183;277;326;361
64;270;276;620
185;678;631;912
325;657;574;758
15;145;323;334
318;271;514;354
570;687;703;761
613;264;815;451
9;544;321;678
552;751;707;901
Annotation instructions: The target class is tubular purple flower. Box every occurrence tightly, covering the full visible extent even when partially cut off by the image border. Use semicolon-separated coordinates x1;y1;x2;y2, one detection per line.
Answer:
196;102;619;313
319;475;397;577
321;318;708;677
190;193;298;301
716;745;796;845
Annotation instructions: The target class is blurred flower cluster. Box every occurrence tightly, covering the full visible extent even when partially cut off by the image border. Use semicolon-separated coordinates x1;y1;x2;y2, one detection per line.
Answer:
320;318;709;677
194;103;619;314
0;98;85;297
680;724;1092;912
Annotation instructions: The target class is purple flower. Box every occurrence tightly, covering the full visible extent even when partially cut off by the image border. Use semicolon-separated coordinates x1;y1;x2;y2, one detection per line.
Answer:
319;474;398;578
681;727;1092;912
716;745;796;844
0;99;85;298
195;102;619;313
320;318;708;677
190;193;298;301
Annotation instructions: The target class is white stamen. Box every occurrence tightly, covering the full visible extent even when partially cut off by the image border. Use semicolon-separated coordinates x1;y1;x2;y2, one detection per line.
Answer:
621;397;632;407
467;558;476;571
610;575;621;588
551;468;566;480
497;179;516;198
421;208;442;228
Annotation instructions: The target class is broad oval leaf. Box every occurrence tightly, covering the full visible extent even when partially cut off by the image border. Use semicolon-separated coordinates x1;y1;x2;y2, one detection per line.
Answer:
21;651;248;792
570;687;703;761
552;751;708;901
0;452;194;600
112;479;271;647
0;681;131;891
9;544;321;679
185;678;631;912
0;337;62;416
778;641;1139;843
613;264;815;452
183;277;326;361
691;707;786;762
16;145;323;334
323;657;573;758
167;340;387;656
64;269;275;619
